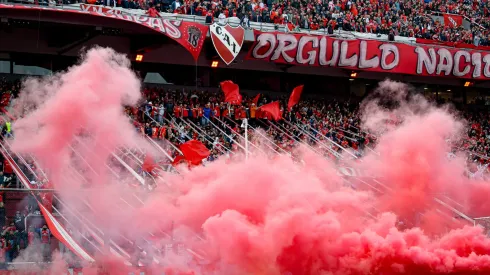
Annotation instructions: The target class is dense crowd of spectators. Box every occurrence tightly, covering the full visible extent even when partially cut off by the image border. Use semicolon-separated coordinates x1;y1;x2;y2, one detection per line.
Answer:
129;87;369;165
0;78;488;263
1;77;488;164
8;0;490;46
82;0;490;46
128;86;490;168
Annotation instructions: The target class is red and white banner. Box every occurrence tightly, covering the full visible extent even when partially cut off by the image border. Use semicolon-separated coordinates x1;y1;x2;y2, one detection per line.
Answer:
0;4;208;61
247;30;490;80
443;14;463;27
210;23;245;65
79;4;122;15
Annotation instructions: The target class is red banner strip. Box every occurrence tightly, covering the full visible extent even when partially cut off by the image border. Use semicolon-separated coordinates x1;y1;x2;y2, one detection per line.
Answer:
247;30;490;80
0;4;208;61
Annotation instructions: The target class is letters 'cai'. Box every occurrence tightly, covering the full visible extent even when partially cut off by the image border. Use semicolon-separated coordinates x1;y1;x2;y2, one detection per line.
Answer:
210;23;245;65
247;30;490;80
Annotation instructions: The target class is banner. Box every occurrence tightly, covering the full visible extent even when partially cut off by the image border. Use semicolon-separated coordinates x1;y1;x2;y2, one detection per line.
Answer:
247;30;490;80
79;4;122;15
210;23;245;65
443;14;463;27
0;4;208;61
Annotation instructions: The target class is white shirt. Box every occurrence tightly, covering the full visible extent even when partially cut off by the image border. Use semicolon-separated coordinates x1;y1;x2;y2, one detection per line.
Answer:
218;13;227;24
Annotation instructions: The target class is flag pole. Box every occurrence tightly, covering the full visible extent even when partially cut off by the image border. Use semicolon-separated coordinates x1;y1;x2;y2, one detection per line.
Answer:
245;118;248;160
242;118;248;160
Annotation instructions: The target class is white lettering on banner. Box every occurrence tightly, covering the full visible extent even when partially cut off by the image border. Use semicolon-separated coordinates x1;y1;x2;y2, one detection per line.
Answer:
453;50;471;77
319;38;339;66
252;33;276;59
250;31;490;79
163;20;182;39
359;40;379;69
339;41;358;67
296;36;319;65
211;25;240;55
484;55;490;77
415;47;437;74
0;4;184;40
436;48;453;75
415;47;490;78
79;4;122;15
271;34;297;63
379;44;399;70
472;53;482;78
252;33;400;71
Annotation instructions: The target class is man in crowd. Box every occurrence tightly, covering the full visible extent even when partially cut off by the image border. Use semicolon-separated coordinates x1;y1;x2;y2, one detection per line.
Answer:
40;225;51;262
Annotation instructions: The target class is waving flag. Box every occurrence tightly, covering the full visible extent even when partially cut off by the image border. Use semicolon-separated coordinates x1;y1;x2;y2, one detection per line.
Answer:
180;140;210;165
220;80;242;105
142;155;157;173
443;14;463;27
252;94;261;105
287;85;304;110
258;101;282;121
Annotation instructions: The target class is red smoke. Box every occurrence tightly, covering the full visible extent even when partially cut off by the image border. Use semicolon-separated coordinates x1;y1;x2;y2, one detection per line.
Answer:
8;48;490;274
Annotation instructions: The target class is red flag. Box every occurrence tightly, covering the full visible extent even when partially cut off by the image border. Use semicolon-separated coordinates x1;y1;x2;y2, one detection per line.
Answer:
258;101;282;121
287;85;303;110
220;80;242;105
0;93;11;107
180;140;210;165
172;154;187;166
252;94;261;105
443;14;463;27
142;155;157;173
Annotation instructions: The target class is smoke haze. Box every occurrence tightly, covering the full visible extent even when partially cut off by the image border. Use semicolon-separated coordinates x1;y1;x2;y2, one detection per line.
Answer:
7;48;490;275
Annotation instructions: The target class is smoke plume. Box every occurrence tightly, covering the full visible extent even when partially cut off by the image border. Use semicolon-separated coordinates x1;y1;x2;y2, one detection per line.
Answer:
8;48;490;275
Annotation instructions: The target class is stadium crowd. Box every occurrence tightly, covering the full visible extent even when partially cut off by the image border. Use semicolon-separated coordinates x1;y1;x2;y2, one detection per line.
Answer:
83;0;490;46
0;77;487;263
126;85;490;169
0;77;488;166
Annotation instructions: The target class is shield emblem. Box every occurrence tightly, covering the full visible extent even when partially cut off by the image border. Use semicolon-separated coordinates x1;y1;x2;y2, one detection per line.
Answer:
210;23;245;65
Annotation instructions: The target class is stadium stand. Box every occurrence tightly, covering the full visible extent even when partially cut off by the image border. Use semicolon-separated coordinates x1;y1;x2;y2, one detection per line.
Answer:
0;78;488;264
4;0;488;45
130;85;490;164
73;0;490;46
1;1;490;272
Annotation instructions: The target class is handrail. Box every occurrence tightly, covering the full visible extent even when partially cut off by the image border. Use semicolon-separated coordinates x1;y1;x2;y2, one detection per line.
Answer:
0;140;96;263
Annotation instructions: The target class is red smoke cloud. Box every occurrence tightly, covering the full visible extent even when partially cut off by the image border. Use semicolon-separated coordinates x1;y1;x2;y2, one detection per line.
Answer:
8;48;490;274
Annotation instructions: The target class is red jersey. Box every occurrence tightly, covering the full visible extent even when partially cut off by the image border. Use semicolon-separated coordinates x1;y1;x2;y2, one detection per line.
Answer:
159;127;167;139
3;160;12;174
234;107;241;120
146;7;160;17
174;106;182;118
41;229;50;244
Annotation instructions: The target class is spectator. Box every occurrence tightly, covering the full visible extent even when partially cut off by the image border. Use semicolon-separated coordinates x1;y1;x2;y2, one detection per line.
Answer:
145;3;160;17
40;225;50;262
